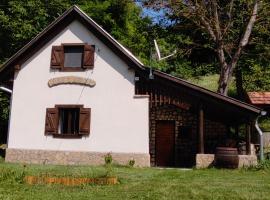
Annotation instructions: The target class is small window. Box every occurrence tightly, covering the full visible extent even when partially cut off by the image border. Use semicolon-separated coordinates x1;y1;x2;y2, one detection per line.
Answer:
45;105;91;138
50;44;95;71
59;108;80;134
64;46;84;68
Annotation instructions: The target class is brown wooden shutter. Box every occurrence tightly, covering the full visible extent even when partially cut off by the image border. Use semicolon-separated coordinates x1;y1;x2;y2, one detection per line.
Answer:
83;45;95;69
45;108;59;135
79;108;91;135
51;46;64;69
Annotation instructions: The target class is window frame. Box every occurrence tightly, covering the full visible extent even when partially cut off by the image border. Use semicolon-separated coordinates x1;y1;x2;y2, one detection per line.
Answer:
50;43;95;71
54;105;84;138
57;105;81;137
61;43;85;72
44;104;92;138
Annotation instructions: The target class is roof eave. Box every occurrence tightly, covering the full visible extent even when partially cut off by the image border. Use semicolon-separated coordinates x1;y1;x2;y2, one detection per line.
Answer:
0;5;145;75
153;70;262;115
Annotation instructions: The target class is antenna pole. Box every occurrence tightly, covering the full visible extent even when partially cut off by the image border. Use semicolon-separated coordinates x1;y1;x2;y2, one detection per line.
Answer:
149;44;154;80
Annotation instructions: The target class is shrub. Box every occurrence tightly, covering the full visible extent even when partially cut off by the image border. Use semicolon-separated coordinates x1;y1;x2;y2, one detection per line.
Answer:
104;153;115;177
244;159;270;171
104;153;113;165
256;160;270;170
128;159;135;167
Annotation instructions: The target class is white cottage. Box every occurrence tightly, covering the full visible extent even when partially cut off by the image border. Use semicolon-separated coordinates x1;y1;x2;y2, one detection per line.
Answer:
0;6;263;168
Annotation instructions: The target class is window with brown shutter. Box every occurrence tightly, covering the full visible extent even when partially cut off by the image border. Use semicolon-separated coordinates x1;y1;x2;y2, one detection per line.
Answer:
79;108;91;135
51;46;64;69
83;45;95;69
45;105;91;138
45;108;59;135
50;44;95;71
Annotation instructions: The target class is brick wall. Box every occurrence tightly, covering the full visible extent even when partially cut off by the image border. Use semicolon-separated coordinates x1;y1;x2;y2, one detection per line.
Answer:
150;105;227;167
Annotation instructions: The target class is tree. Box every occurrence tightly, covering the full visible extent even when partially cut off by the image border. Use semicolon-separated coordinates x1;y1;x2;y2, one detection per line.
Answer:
0;0;151;64
0;0;151;121
142;0;264;96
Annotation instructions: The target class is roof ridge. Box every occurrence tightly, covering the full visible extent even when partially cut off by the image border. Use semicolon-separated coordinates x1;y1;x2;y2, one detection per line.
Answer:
0;5;144;74
73;5;144;66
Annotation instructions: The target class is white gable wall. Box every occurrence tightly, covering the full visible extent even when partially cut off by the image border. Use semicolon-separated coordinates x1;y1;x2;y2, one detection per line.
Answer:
8;20;149;154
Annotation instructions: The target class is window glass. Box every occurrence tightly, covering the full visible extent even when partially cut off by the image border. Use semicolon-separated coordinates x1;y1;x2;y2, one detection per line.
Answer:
59;108;80;134
64;46;84;68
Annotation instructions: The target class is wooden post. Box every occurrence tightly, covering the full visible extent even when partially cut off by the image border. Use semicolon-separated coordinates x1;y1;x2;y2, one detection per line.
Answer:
235;124;239;144
198;105;204;153
246;122;251;155
235;125;239;137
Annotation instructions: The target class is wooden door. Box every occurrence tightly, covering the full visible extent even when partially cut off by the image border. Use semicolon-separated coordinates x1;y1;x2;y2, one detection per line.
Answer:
156;121;175;167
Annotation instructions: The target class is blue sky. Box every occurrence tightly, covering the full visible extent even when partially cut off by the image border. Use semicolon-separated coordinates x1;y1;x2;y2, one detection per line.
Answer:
135;2;168;24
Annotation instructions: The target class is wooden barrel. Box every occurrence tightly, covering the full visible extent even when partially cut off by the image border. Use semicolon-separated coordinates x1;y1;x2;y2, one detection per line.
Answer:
215;147;239;168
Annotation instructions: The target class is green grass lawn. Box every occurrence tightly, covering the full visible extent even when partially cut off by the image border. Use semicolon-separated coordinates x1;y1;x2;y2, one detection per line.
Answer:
0;162;270;200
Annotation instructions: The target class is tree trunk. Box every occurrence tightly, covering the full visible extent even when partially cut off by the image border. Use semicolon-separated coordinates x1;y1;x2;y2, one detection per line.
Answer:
217;64;231;95
216;44;231;95
216;0;259;96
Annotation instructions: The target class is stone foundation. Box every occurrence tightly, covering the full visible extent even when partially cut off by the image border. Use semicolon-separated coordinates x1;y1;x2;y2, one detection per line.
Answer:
196;153;258;168
5;148;150;167
196;154;215;168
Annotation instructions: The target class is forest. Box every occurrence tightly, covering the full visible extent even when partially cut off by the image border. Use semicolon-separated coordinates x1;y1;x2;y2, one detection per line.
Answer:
0;0;269;124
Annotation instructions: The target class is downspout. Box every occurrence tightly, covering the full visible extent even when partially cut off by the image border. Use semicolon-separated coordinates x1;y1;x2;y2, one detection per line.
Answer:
255;111;267;161
0;86;12;94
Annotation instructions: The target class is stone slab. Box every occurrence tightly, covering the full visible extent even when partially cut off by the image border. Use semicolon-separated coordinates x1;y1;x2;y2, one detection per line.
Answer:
238;155;257;168
196;153;258;168
196;154;215;168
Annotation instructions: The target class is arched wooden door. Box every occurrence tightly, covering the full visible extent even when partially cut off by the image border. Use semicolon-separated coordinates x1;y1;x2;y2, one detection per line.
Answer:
155;120;175;167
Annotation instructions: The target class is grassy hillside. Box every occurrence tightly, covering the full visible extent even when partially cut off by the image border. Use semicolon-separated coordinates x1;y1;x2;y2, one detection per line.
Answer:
188;74;270;131
188;74;237;97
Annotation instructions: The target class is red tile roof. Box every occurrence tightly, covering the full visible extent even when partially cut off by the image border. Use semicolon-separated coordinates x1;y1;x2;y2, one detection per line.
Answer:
247;92;270;105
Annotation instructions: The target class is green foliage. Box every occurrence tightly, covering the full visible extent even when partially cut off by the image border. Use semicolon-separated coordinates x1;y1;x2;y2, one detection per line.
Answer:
104;153;115;177
0;0;70;62
128;159;135;167
240;1;270;92
0;91;9;122
244;160;270;171
104;153;113;165
188;74;237;97
141;1;270;95
258;116;270;132
0;0;151;63
79;0;151;63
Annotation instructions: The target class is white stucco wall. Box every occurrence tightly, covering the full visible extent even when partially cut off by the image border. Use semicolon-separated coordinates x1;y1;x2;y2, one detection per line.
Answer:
8;20;149;154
